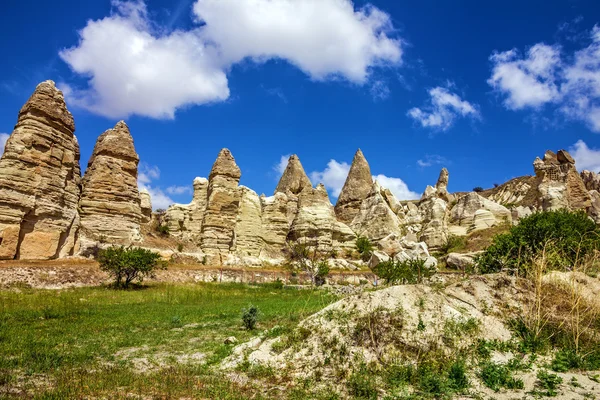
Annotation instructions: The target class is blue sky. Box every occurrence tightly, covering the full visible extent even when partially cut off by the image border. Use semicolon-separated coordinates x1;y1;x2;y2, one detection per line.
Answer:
1;0;600;209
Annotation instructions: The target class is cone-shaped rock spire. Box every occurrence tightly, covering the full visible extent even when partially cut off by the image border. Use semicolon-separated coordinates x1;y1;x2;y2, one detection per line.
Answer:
275;154;312;195
201;149;242;254
79;121;142;242
335;149;373;224
0;80;81;260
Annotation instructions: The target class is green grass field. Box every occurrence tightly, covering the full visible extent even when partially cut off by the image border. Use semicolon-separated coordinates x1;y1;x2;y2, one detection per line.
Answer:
0;282;337;399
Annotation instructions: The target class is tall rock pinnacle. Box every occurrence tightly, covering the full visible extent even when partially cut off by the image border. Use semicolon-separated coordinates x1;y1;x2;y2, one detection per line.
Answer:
201;149;242;254
335;149;373;224
275;154;312;195
0;80;81;260
79;121;143;242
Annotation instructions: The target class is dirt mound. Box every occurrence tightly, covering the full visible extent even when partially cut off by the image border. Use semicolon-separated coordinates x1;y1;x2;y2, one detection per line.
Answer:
223;274;525;375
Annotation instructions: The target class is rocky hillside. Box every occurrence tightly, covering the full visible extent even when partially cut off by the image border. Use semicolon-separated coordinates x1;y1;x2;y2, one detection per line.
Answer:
0;80;599;263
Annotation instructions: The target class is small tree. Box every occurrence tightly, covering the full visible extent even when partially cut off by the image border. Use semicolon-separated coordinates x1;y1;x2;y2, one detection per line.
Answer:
242;305;260;330
371;258;436;285
355;235;374;262
473;186;484;193
98;246;166;288
285;240;330;286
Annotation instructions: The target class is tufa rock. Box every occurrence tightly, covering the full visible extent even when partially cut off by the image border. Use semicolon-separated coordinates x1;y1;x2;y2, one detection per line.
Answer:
200;149;242;254
581;170;600;192
274;155;312;195
0;81;81;260
79;121;142;242
335;149;373;224
164;177;208;240
140;189;152;224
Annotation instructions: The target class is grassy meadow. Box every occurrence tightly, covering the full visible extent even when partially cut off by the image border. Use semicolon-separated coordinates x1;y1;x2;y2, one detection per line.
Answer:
0;282;337;399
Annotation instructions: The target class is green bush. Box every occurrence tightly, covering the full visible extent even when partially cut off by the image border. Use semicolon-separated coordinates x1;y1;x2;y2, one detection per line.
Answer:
242;305;260;330
98;246;166;288
439;234;466;255
477;210;600;274
371;258;436;285
535;370;563;397
356;236;374;262
479;361;524;392
348;364;378;400
156;224;170;236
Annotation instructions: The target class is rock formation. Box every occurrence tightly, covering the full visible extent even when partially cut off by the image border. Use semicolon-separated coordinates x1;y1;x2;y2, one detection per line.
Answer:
350;181;404;241
164;177;208;240
335;149;373;224
260;192;292;257
451;192;511;231
289;184;355;253
581;170;600;192
234;187;264;257
140;190;152;224
0;81;81;260
200;149;242;254
79;121;142;243
531;150;591;211
275;155;313;195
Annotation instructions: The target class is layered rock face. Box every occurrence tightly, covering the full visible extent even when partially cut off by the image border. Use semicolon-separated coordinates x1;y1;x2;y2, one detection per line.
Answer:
351;181;404;241
79;121;142;242
288;184;356;253
451;192;511;230
530;150;591;211
0;81;81;260
200;149;242;253
581;170;600;192
164;177;208;240
335;149;373;224
275;155;313;195
140;190;152;224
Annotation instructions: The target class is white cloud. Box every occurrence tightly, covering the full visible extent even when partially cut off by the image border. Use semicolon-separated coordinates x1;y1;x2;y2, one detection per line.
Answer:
488;44;562;110
373;174;420;200
137;162;174;209
166;185;193;195
0;133;10;155
310;160;351;198
488;26;600;132
60;0;403;119
59;1;228;119
193;0;402;83
569;140;600;172
408;87;480;131
417;154;448;168
274;154;291;178
310;159;418;200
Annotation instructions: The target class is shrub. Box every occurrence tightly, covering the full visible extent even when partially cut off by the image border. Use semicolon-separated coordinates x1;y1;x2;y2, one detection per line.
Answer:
242;305;260;330
285;240;330;286
473;186;484;192
355;236;374;262
98;246;166;288
535;370;563;397
477;210;600;274
156;224;170;236
439;234;466;255
479;361;524;392
177;243;184;253
348;364;378;400
371;258;436;285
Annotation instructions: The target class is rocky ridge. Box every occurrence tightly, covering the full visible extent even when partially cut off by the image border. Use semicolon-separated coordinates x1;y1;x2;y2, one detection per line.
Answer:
0;80;599;263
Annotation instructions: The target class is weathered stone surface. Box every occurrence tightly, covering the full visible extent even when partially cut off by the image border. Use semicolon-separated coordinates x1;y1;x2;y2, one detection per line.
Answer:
589;190;600;224
446;252;477;270
164;177;208;240
79;121;142;242
435;168;454;202
201;149;242;253
275;155;312;195
235;187;264;257
0;81;81;260
289;185;355;253
368;251;390;268
260;193;292;257
418;197;449;249
581;170;600;192
530;149;592;211
450;192;511;230
350;182;403;242
140;189;152;224
485;176;534;206
335;149;373;224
